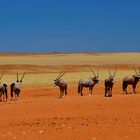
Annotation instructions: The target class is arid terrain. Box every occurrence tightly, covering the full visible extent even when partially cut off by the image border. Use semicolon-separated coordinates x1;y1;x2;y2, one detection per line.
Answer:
0;52;140;140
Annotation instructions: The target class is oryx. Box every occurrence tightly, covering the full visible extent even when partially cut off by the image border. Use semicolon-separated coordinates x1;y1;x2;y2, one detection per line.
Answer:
0;73;8;102
10;72;25;100
104;69;116;97
78;69;99;96
54;72;67;98
122;67;140;94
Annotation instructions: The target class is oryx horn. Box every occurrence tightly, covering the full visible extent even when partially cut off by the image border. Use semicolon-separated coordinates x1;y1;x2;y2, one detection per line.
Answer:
133;67;139;75
97;70;99;77
57;72;65;80
17;72;19;81
56;72;63;80
0;72;3;80
108;70;111;76
138;67;140;75
113;69;116;77
90;68;96;77
20;72;25;82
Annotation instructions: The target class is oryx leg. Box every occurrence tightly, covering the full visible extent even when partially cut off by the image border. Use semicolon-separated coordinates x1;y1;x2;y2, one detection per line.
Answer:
106;88;109;97
108;88;111;97
15;90;18;100
89;86;93;96
5;91;8;102
59;88;63;98
0;92;2;102
106;87;110;97
65;86;67;96
15;93;18;100
17;90;20;98
16;89;20;100
105;87;108;97
80;86;83;96
123;83;127;94
110;86;113;97
132;84;136;94
11;90;14;101
109;89;112;97
2;90;5;102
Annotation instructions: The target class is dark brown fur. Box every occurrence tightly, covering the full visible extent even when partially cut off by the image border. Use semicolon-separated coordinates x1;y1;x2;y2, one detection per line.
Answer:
104;69;116;97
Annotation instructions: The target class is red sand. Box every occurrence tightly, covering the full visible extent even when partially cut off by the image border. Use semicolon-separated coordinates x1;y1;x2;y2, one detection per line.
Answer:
0;82;140;140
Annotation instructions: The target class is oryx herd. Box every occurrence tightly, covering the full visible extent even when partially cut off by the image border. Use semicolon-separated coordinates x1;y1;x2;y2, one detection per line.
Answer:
10;72;25;101
54;67;140;98
0;72;25;102
0;67;140;101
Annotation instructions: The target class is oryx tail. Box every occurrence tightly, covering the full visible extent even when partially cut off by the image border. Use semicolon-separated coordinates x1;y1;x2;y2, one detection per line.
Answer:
78;83;81;94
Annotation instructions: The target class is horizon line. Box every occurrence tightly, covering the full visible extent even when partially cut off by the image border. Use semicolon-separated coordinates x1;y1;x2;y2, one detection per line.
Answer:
0;51;140;55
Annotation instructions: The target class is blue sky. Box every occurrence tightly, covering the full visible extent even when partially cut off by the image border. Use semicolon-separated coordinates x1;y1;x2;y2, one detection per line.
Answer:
0;0;140;53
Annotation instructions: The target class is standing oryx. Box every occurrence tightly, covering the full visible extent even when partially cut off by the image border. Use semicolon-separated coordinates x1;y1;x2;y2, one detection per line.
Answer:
10;72;25;100
122;67;140;94
0;73;8;102
54;72;67;98
104;69;116;97
78;69;99;96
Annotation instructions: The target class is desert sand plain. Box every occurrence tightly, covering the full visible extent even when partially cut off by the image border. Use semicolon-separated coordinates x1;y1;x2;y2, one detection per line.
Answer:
0;52;140;140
